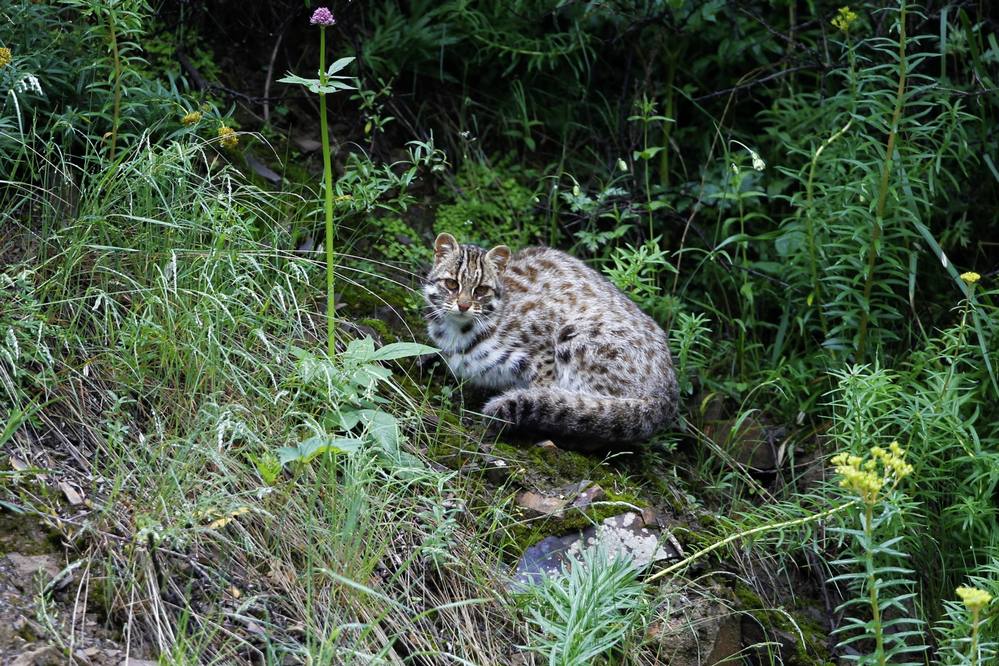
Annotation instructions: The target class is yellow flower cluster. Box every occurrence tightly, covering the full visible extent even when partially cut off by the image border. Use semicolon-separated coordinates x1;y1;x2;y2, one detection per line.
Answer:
181;111;202;126
832;6;859;33
218;125;239;149
831;441;912;504
956;586;993;613
960;271;981;285
0;47;11;68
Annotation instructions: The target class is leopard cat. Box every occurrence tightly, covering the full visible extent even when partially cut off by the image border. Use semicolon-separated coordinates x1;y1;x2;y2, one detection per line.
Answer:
422;232;678;448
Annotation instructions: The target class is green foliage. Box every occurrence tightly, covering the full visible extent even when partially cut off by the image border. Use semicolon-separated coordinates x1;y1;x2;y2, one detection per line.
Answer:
434;157;544;247
518;547;647;665
669;311;712;396
280;339;434;467
602;237;677;320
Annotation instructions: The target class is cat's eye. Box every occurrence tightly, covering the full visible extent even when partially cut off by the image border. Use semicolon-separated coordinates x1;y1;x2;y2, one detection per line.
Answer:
473;286;491;298
442;279;459;291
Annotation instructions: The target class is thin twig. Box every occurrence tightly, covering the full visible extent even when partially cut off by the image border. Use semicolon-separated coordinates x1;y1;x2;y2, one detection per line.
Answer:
693;63;826;101
263;18;291;123
648;500;857;584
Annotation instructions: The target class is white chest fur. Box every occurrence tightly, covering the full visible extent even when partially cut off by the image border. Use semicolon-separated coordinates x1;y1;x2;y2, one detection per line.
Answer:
429;319;528;390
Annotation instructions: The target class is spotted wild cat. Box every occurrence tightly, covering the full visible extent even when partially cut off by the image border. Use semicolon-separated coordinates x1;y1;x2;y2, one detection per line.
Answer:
422;233;678;446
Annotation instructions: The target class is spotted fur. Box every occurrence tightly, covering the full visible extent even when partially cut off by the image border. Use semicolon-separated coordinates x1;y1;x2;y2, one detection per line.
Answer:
423;233;678;447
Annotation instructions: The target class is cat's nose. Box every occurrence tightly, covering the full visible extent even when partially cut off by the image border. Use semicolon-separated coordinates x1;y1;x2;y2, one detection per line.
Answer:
457;302;471;312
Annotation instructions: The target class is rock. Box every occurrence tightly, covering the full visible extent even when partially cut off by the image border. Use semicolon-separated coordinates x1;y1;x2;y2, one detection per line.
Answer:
705;415;782;471
121;659;159;666
646;589;742;666
741;614;800;663
512;511;680;587
567;512;672;568
10;645;62;666
515;481;604;519
562;480;605;509
245;154;282;185
515;490;568;518
5;554;61;590
292;136;322;153
707;613;743;663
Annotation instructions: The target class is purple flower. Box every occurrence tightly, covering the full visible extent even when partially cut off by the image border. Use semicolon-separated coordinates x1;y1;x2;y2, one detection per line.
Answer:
310;7;336;26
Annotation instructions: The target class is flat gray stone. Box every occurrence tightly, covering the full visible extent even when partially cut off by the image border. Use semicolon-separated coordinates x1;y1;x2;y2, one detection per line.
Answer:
5;554;61;589
512;511;680;587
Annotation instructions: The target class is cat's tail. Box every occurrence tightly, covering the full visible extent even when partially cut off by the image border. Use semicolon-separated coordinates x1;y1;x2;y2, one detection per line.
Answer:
482;386;677;447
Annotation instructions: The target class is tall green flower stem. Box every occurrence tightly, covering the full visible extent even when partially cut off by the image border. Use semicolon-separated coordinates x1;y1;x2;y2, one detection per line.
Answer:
278;10;353;358
803;118;853;336
862;501;886;665
318;26;336;356
857;4;908;359
103;5;123;162
830;444;914;664
969;605;982;663
956;584;993;664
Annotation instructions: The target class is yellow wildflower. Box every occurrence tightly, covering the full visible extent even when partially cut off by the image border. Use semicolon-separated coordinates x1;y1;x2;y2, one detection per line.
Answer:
334;194;353;203
0;47;11;68
832;6;859;33
218;125;239;149
956;586;993;613
181;111;202;126
831;441;911;505
960;271;981;285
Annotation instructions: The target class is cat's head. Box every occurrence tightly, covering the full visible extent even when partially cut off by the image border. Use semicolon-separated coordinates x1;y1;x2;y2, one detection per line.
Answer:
423;233;510;321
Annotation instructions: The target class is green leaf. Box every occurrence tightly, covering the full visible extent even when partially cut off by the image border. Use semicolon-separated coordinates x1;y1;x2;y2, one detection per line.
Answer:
345;336;376;360
369;342;438;361
983;153;999;184
0;500;25;514
633;146;665;161
277;436;363;465
897;158;998;397
349;364;392;388
327;56;355;76
356;409;400;455
286;344;313;361
316;80;357;94
278;72;356;95
277;73;320;89
336;410;362;430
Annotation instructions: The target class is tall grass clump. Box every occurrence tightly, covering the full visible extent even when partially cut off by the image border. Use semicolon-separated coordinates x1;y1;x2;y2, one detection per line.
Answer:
0;90;522;664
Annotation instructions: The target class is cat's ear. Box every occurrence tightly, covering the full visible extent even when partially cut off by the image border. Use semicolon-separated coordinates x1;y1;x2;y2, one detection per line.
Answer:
434;233;459;263
485;245;511;272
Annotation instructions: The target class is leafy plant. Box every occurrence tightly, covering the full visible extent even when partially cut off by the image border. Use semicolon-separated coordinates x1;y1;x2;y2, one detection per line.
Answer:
828;442;923;664
280;338;435;468
518;547;647;665
602;237;677;321
279;7;356;356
